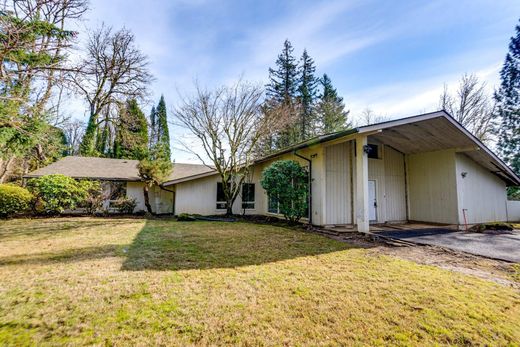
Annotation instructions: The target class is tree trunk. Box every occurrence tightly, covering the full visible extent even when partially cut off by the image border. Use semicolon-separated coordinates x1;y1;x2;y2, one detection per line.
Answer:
143;185;154;214
226;204;233;216
0;157;14;183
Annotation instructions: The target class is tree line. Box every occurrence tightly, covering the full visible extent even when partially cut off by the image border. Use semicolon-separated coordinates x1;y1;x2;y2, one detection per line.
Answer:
263;40;350;151
0;0;171;184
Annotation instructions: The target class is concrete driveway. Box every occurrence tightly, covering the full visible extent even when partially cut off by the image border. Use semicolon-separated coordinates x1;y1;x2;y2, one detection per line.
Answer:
373;228;520;263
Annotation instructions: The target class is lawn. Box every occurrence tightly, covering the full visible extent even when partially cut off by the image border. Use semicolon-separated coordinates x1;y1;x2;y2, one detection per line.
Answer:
0;218;519;346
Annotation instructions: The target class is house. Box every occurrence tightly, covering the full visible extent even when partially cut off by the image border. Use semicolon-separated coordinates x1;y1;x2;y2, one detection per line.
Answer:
26;111;520;229
25;157;214;214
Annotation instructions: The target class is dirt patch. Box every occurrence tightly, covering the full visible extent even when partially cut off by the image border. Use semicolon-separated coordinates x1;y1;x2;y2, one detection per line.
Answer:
311;229;520;289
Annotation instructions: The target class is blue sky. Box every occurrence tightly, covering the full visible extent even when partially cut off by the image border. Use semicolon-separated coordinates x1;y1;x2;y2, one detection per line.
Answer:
77;0;520;163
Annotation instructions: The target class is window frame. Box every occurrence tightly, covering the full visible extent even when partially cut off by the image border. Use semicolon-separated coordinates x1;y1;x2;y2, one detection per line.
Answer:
216;182;228;210
241;183;255;210
367;144;380;159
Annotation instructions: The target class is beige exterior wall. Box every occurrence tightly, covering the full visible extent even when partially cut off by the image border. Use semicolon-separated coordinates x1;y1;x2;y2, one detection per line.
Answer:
126;181;173;214
455;153;507;224
127;181;147;212
324;141;352;225
384;146;407;222
507;200;520;222
168;142;511;227
407;149;459;224
172;144;327;224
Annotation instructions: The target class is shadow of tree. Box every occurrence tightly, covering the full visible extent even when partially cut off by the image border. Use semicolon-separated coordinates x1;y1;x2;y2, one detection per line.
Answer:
0;244;127;266
0;218;142;240
122;220;356;271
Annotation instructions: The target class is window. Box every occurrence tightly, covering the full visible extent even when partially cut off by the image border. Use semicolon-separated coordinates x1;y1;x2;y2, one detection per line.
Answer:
367;144;379;159
242;183;255;209
216;182;227;209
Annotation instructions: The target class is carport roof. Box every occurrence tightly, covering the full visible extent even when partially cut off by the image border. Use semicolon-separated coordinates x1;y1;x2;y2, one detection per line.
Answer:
256;110;520;186
360;111;520;186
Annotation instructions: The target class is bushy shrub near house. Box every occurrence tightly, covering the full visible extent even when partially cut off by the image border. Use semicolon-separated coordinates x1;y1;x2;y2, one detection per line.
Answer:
261;160;308;223
27;174;93;214
78;180;103;214
0;184;33;217
112;197;137;214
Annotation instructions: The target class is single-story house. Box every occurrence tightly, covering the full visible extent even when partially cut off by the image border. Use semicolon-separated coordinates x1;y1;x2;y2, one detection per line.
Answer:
26;111;520;230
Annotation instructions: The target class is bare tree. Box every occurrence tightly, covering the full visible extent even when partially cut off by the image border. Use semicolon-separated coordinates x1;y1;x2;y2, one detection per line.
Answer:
174;81;290;215
356;108;389;126
61;119;85;155
439;74;495;143
70;24;154;155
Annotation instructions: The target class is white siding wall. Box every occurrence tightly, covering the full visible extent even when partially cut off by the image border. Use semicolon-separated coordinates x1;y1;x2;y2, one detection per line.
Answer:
127;182;173;214
455;153;508;224
384;146;407;222
507;201;520;222
325;142;351;224
127;181;146;212
368;147;386;223
407;149;459;224
172;144;327;224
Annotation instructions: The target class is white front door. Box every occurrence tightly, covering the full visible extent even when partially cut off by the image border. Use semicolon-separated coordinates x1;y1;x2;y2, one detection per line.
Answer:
368;180;377;221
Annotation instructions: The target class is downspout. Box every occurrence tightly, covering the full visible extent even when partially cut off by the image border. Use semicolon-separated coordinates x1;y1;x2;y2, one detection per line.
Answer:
293;151;312;225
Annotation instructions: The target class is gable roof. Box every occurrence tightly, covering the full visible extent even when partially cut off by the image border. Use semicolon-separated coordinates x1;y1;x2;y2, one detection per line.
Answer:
251;110;520;186
25;156;215;183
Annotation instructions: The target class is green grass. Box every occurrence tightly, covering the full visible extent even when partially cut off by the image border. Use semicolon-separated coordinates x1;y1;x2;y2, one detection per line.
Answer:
0;218;519;346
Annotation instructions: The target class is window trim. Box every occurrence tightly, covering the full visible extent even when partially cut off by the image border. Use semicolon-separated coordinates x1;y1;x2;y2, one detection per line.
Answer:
241;183;255;210
216;182;227;210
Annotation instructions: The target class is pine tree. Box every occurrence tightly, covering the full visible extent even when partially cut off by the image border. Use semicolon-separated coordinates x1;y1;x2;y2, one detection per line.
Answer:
113;99;149;160
316;74;350;134
266;40;300;149
149;106;157;148
266;39;299;103
79;114;97;156
495;20;520;176
154;95;171;160
297;49;319;140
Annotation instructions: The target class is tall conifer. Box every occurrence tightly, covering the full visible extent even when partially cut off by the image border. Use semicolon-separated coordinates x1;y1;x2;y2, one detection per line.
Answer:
297;49;318;139
495;20;520;176
316;74;350;133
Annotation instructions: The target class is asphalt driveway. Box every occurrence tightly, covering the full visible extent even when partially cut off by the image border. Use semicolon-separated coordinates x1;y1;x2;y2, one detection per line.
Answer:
374;228;520;263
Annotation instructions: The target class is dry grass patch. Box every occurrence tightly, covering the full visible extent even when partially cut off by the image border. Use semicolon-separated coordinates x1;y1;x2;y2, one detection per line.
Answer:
0;217;519;346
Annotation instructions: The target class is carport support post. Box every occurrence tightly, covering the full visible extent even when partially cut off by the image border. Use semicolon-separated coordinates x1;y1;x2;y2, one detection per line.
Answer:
355;136;370;233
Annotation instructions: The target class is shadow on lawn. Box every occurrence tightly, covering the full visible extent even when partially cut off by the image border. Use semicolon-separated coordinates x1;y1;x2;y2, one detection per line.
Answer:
0;244;126;266
0;218;141;240
121;219;357;271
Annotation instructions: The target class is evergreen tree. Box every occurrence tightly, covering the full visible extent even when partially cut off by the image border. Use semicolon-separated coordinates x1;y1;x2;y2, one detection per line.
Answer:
266;39;299;103
266;40;300;149
79;115;97;156
316;74;350;133
149;106;157;148
113;99;149;160
154;95;171;160
495;20;520;176
297;49;319;139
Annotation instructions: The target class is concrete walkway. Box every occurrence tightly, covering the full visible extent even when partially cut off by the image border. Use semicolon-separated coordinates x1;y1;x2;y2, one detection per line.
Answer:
373;228;520;263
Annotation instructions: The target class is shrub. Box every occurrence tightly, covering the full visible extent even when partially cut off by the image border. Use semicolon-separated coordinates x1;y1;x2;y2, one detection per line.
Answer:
27;174;90;214
77;180;103;214
260;160;308;223
0;184;33;217
177;213;197;221
112;197;137;214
